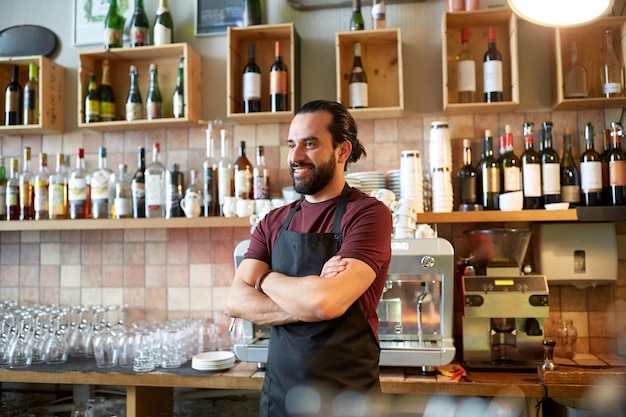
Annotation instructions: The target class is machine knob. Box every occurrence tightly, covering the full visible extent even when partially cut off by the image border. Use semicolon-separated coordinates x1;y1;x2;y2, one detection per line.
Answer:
421;256;435;269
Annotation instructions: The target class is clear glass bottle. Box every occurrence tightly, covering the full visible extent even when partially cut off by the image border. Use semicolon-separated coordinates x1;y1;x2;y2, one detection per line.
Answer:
19;147;34;220
146;63;163;120
6;158;20;221
48;152;68;219
580;122;604;206
173;55;185;118
217;129;233;215
456;28;476;103
560;128;581;206
69;148;90;219
104;0;124;49
350;42;368;109
0;156;6;220
372;0;386;30
350;0;364;31
541;121;561;205
23;62;39;125
601;29;623;98
203;121;219;216
564;41;588;99
91;147;113;219
253;145;270;200
145;143;166;218
153;0;173;46
33;152;50;220
131;146;146;218
126;65;143;122
521;122;543;209
129;0;150;47
113;164;132;219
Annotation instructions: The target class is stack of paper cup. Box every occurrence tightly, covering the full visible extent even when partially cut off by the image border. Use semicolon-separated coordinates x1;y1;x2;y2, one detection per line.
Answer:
429;121;453;213
399;150;424;213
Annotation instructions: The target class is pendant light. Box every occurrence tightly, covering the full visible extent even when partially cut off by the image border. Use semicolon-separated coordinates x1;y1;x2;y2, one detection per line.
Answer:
507;0;614;28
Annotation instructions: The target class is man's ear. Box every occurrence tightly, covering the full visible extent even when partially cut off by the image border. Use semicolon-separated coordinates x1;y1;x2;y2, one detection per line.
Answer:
338;141;352;163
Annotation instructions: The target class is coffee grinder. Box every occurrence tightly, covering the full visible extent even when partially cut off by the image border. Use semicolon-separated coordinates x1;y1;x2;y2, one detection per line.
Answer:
461;228;549;371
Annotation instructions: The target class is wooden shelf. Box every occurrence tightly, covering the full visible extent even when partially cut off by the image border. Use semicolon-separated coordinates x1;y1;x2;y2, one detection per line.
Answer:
417;209;578;224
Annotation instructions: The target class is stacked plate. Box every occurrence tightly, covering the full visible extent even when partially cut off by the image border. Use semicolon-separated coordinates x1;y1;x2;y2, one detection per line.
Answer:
387;170;402;199
191;351;235;372
346;171;386;194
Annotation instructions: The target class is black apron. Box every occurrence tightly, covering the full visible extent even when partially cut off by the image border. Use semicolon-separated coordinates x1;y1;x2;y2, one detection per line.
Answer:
260;184;381;417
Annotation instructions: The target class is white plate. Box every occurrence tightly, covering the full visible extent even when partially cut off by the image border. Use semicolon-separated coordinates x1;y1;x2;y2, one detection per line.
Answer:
192;351;235;363
191;362;234;372
545;202;570;211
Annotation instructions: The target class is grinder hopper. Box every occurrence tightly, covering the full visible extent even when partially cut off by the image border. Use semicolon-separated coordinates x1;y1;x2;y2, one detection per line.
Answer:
464;228;531;276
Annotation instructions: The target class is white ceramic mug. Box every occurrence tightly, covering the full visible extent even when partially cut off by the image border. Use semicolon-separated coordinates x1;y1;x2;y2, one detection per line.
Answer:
180;191;201;218
390;197;420;219
271;198;286;208
393;213;417;229
222;196;237;217
370;188;396;207
232;198;255;218
254;199;272;215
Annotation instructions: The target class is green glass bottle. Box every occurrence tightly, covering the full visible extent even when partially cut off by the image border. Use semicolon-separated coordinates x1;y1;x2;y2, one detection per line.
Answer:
99;60;116;122
153;0;173;46
85;73;100;123
104;0;125;49
130;0;150;47
350;0;364;31
172;56;184;118
146;63;163;119
0;156;7;220
126;65;143;121
242;0;263;26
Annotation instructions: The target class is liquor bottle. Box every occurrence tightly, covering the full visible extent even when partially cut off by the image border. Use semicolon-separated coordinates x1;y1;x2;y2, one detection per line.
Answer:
129;0;150;47
6;158;20;221
131;147;146;218
608;122;626;205
479;129;501;210
349;42;368;109
580;123;603;206
0;157;6;220
33;152;50;220
23;63;38;125
165;163;184;218
19;147;34;221
99;60;116;122
243;43;262;113
253;145;270;200
521;122;542;209
172;56;184;118
218;129;233;215
372;0;386;30
601;128;612;204
68;148;90;219
90;147;113;219
234;141;253;200
601;30;623;98
350;0;365;31
270;41;288;112
456;28;476;103
126;65;143;122
104;0;124;49
483;26;503;103
540;121;561;205
5;65;22;126
242;0;263;26
146;63;163;120
85;73;100;123
501;124;521;192
113;164;132;219
145;143;166;218
153;0;173;46
564;41;588;99
560;128;581;207
203;122;219;216
456;138;478;209
48;153;68;219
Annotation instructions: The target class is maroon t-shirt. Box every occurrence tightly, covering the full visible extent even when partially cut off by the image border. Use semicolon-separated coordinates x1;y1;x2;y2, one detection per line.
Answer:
245;187;393;335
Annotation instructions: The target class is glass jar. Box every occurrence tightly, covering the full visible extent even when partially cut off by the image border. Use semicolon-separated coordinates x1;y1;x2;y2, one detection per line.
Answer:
554;319;577;359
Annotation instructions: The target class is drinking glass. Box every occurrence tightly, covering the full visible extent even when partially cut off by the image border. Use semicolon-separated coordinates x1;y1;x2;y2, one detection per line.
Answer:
44;328;69;364
93;324;119;368
133;330;155;373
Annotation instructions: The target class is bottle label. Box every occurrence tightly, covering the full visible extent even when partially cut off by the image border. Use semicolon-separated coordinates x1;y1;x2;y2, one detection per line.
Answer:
580;161;603;192
253;171;270;200
541;163;561;195
603;82;621;95
483;60;503;94
503;166;521;192
173;94;184;118
372;2;386;15
5;91;18;112
145;174;164;208
609;160;626;186
146;101;163;120
114;197;131;217
350;82;368;108
482;166;500;193
100;102;116;122
153;23;172;46
130;26;148;46
218;166;233;204
19;182;33;206
86;99;100;122
561;185;581;203
269;70;288;95
203;169;216;204
522;163;542;197
24;90;36;111
68;178;87;202
34;181;48;212
243;72;262;100
0;185;6;215
457;60;476;93
126;102;143;122
49;184;66;216
104;28;122;47
234;169;251;199
7;186;18;206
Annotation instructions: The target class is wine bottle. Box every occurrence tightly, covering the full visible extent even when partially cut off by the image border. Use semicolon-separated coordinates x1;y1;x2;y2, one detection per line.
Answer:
5;65;22;126
173;56;184;118
253;145;270;200
6;158;20;221
601;128;612;204
350;0;365;31
234;141;253;200
242;0;263;26
270;41;288;112
131;146;146;218
483;26;503;103
145;143;166;218
564;41;588;99
501;124;521;192
153;0;173;46
456;28;476;103
146;63;163;120
23;63;38;125
372;0;386;30
540;121;561;205
521;122;542;209
68;148;90;219
350;42;368;109
113;164;132;219
608;122;626;205
601;29;623;98
479;129;501;210
48;153;68;220
218;129;233;215
19;147;34;221
580;123;603;206
560;128;581;206
0;157;6;220
104;0;124;49
457;138;478;209
203;122;219;217
85;73;100;123
243;43;262;113
90;146;113;219
129;0;150;47
33;152;49;221
165;163;184;218
99;60;116;122
126;65;143;122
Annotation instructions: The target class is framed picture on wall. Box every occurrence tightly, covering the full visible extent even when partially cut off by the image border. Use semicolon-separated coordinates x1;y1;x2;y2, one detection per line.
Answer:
73;0;133;46
196;0;243;36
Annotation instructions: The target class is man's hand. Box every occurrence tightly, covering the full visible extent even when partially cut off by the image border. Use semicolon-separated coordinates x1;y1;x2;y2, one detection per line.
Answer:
320;255;347;278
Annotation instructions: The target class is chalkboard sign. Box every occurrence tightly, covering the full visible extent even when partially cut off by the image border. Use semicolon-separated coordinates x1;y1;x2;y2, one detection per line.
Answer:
196;0;243;35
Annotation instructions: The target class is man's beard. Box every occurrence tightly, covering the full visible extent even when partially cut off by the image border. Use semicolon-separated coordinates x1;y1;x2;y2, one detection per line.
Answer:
290;156;336;196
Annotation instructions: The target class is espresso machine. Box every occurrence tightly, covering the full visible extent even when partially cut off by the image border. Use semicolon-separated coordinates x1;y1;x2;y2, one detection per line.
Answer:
461;228;549;371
